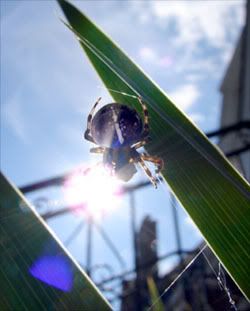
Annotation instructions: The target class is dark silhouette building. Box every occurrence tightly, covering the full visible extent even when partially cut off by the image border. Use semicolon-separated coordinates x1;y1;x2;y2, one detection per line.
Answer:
121;216;159;311
121;2;250;310
219;1;250;180
137;216;158;282
121;216;249;310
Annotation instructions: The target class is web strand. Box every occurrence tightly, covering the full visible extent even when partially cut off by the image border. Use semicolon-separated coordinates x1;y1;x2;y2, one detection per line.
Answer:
147;245;207;311
61;18;250;201
57;18;246;307
153;179;238;310
97;86;138;99
201;252;238;310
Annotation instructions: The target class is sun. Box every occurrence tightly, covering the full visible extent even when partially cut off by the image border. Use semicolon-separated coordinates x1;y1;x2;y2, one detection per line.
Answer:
63;165;122;221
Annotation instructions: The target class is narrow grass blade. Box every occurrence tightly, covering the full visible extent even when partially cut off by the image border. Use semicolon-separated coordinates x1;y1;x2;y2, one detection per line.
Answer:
58;0;250;299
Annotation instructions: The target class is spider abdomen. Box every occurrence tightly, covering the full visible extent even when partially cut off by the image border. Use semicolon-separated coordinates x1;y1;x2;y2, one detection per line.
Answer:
91;103;143;148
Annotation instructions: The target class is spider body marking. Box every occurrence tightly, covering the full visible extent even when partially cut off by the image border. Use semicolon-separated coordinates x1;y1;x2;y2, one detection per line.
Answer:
84;97;163;187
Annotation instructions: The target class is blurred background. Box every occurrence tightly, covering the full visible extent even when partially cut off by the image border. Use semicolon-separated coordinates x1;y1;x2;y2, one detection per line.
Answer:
1;0;250;310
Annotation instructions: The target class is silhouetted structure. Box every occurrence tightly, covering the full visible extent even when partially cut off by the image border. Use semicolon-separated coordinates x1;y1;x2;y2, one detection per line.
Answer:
220;0;250;180
121;217;249;310
137;216;158;282
17;2;250;310
121;216;158;311
121;3;250;310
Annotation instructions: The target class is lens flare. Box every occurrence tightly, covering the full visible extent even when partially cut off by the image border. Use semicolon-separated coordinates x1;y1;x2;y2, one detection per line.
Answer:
29;255;73;292
64;165;122;221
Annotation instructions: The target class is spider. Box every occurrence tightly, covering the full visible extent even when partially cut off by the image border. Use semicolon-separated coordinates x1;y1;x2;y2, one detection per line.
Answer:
84;96;163;188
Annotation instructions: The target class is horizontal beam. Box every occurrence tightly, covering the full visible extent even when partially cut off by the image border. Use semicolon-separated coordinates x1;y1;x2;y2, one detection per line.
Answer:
96;246;204;286
19;121;250;194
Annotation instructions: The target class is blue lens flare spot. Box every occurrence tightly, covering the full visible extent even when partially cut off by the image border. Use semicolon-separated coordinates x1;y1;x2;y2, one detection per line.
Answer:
29;255;73;292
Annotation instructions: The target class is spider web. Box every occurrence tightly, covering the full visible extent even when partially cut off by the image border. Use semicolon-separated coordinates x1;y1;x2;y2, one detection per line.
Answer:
58;12;249;308
94;87;239;310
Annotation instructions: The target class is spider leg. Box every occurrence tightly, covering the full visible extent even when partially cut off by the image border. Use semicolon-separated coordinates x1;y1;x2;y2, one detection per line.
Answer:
141;154;164;174
90;147;106;154
132;137;151;149
137;156;158;188
84;97;102;143
138;96;150;139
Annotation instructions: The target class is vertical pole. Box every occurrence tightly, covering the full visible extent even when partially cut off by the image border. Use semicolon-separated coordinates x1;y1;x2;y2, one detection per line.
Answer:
130;192;142;311
171;193;182;259
86;219;92;277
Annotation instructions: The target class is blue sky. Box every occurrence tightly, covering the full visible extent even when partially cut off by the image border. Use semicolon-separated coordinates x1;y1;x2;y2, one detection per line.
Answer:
0;0;245;305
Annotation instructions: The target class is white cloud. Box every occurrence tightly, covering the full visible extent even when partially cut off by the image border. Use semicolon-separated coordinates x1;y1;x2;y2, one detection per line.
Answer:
148;1;245;78
1;1;104;147
151;1;244;49
139;47;157;62
168;84;200;112
139;46;173;69
1;1;244;156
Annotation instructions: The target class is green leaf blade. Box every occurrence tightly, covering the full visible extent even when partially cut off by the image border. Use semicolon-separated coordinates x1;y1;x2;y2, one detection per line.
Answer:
0;172;112;310
147;277;165;311
58;0;250;299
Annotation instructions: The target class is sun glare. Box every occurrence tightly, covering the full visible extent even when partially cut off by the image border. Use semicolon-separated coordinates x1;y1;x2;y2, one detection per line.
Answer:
63;165;122;221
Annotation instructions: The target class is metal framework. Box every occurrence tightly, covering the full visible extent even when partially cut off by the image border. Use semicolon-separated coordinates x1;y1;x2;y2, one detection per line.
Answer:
19;121;250;308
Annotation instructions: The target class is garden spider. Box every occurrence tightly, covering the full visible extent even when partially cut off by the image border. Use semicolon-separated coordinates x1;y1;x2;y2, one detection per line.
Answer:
84;96;163;188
